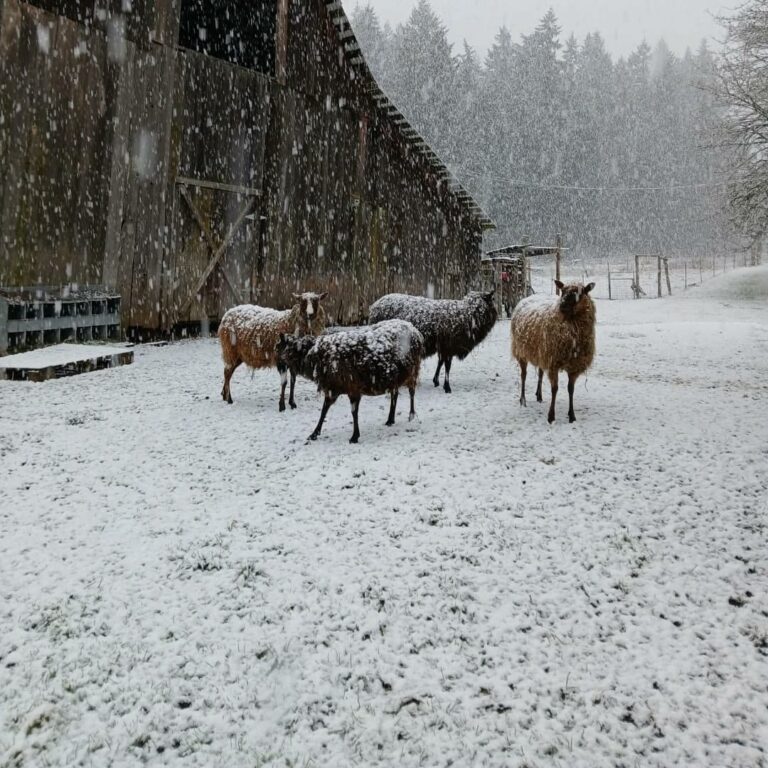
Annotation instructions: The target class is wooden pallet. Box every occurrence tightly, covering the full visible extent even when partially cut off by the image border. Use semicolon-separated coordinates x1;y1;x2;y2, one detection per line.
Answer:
0;344;134;382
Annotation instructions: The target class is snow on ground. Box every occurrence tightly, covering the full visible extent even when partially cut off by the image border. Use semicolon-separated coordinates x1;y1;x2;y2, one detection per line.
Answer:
1;267;767;768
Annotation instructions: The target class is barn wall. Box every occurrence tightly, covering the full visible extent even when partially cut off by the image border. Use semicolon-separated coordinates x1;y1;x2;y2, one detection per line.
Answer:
0;0;486;335
0;0;114;288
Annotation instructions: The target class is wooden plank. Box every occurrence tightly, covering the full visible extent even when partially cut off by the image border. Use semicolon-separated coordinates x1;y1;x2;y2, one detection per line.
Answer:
276;0;289;84
177;176;261;197
125;44;175;329
153;0;180;46
178;185;218;254
0;344;133;381
103;40;137;289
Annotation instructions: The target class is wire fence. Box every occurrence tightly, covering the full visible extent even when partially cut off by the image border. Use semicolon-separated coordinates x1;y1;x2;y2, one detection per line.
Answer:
529;252;756;300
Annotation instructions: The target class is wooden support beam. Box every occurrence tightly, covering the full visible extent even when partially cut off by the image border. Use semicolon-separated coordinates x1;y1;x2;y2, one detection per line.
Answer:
276;0;289;85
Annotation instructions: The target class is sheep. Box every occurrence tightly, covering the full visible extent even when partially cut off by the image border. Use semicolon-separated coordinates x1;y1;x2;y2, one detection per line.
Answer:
510;280;596;423
367;290;497;393
218;291;327;411
275;319;424;443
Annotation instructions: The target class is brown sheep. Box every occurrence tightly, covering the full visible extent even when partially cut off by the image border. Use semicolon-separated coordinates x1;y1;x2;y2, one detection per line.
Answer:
511;280;596;423
218;292;327;411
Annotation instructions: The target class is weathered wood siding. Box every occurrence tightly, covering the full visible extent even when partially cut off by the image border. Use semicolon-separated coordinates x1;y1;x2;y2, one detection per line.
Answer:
0;0;487;334
0;0;113;287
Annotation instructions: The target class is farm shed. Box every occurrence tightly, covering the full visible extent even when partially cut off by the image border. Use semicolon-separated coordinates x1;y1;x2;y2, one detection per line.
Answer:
0;0;494;340
482;242;563;316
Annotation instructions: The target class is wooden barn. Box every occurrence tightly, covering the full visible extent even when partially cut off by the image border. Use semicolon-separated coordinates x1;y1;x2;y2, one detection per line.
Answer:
0;0;494;340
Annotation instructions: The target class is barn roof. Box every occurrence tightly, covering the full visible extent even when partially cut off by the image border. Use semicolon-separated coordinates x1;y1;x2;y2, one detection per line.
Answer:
325;1;495;231
486;244;566;258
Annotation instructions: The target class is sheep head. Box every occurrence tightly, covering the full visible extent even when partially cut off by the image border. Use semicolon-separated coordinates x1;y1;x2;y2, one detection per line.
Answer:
555;281;595;318
276;333;316;375
292;291;328;331
466;289;496;305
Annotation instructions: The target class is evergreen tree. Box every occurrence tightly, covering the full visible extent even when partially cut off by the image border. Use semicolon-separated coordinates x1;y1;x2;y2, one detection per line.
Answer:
349;3;735;256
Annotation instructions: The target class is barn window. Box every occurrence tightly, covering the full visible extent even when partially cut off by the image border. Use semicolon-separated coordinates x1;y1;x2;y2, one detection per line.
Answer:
179;0;277;76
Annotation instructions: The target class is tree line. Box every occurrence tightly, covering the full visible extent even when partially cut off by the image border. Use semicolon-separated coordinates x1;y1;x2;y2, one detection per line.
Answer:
351;1;737;260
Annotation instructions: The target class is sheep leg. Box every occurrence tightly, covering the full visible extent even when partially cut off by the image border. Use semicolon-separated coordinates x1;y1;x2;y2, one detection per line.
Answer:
547;369;559;424
536;368;544;403
288;369;298;410
386;390;398;426
349;394;362;443
432;356;443;388
278;366;289;412
309;394;336;441
222;360;241;404
443;356;452;394
518;359;527;406
567;372;578;423
408;386;417;422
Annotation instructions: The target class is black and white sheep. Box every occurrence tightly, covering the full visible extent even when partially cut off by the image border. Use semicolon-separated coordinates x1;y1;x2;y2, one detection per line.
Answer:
275;319;424;443
368;290;497;393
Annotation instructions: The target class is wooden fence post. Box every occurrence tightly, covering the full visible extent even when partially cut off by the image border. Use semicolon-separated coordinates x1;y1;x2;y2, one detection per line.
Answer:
607;263;612;300
555;233;562;292
684;262;687;290
657;255;662;298
634;255;640;299
663;257;672;296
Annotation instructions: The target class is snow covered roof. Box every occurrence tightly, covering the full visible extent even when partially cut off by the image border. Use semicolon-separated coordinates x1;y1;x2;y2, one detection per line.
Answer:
486;244;567;258
325;1;495;231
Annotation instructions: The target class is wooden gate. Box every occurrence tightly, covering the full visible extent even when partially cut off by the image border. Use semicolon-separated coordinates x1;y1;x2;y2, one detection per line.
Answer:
164;177;259;329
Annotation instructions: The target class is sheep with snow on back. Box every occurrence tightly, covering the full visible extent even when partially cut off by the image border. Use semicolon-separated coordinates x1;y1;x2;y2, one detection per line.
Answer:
511;280;596;424
275;319;424;444
218;292;327;411
367;290;497;393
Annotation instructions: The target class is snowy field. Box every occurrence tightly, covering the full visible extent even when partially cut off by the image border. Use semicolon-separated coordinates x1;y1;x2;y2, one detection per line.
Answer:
2;267;768;768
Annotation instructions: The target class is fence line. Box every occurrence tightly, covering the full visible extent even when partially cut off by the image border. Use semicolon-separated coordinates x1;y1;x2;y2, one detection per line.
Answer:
530;250;757;300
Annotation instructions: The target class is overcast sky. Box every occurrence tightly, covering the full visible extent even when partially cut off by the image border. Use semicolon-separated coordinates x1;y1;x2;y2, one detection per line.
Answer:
361;0;727;59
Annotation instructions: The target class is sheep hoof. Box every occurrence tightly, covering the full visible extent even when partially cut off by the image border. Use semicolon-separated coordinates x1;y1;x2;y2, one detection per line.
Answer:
408;413;416;422
308;432;319;441
385;419;395;427
349;435;359;444
279;401;286;412
569;414;576;423
548;414;555;424
432;379;440;388
443;384;452;394
289;401;297;410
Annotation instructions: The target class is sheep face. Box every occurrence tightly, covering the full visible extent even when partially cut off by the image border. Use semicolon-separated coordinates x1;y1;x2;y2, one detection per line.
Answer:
292;292;328;330
276;333;315;373
555;281;595;317
468;289;495;306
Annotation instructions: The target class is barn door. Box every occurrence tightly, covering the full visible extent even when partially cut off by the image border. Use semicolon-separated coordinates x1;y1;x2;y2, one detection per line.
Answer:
164;177;258;330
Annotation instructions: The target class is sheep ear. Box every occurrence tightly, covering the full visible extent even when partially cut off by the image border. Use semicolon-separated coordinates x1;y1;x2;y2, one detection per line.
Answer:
292;293;302;300
318;292;328;301
584;282;596;294
554;280;565;290
485;289;495;300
